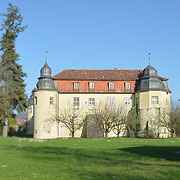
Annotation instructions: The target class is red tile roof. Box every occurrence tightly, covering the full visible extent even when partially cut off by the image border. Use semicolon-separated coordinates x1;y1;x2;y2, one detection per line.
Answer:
53;69;143;81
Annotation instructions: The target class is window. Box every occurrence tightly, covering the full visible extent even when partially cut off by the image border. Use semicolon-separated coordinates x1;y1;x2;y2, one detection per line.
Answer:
73;97;79;106
73;82;79;89
108;97;114;105
89;98;95;106
34;96;37;105
50;97;54;104
152;96;158;104
125;98;131;105
89;82;94;89
125;83;131;90
109;82;114;89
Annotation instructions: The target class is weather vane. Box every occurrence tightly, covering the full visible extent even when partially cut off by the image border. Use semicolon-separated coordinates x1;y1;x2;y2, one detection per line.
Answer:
148;53;151;65
45;50;48;63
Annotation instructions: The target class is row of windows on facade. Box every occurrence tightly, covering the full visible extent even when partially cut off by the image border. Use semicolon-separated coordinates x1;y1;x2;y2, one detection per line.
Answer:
34;97;131;106
34;97;54;105
73;82;131;90
34;96;158;106
135;96;158;104
74;96;158;106
73;97;131;106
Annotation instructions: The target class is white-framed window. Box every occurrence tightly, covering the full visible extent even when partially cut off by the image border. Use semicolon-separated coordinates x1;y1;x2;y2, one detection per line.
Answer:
125;98;131;105
152;96;158;104
89;98;95;106
89;82;94;89
34;97;37;105
73;97;79;106
108;82;114;89
73;82;79;89
50;97;54;104
108;97;114;105
125;83;131;90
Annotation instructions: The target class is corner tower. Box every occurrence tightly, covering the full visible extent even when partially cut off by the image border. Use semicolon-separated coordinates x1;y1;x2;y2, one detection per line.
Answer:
33;61;58;139
26;93;34;136
135;62;171;138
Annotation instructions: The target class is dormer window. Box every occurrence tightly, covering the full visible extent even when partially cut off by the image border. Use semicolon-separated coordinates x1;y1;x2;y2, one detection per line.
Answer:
89;82;94;89
125;83;130;90
108;82;114;89
73;82;79;89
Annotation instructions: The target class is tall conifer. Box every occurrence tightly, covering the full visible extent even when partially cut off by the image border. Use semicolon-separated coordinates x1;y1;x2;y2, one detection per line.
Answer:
0;3;27;137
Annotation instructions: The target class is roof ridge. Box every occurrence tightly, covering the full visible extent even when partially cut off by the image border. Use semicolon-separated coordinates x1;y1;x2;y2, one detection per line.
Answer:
60;69;142;71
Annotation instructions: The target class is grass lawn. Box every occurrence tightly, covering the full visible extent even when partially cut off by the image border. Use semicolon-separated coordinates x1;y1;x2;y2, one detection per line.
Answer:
0;137;180;180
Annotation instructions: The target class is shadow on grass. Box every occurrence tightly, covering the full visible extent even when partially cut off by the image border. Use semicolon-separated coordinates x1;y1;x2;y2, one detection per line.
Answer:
119;146;180;162
3;144;180;180
3;146;151;180
68;168;149;180
6;144;180;164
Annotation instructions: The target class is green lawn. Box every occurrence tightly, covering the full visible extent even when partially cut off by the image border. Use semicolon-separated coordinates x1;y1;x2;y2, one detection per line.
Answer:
0;137;180;180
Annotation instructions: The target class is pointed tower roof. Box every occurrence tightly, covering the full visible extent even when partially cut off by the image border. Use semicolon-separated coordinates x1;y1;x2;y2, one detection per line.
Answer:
137;57;169;92
143;64;158;78
36;61;55;90
40;61;52;78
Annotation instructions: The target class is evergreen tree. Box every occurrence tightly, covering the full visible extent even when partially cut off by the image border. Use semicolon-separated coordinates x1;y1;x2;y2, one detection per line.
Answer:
0;3;27;137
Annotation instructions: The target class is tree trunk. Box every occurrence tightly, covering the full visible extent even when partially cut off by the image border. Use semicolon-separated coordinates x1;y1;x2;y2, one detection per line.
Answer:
117;132;120;138
105;130;108;137
71;119;75;138
171;130;174;138
2;117;8;137
72;131;74;138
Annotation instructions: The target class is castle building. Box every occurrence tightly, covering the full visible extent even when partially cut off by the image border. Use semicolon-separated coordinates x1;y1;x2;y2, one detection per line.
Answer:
27;60;171;139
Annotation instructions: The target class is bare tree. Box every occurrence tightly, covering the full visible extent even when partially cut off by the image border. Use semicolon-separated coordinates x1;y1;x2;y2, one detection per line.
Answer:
145;102;180;138
173;109;180;137
147;107;170;138
111;106;127;138
92;103;127;137
50;106;86;138
92;103;114;137
168;101;180;137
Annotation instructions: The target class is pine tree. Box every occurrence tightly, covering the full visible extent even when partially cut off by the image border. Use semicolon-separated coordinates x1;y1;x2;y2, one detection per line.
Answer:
0;3;27;137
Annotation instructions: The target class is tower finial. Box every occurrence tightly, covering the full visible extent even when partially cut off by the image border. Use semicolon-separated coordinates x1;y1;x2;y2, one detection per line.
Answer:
148;53;151;65
45;50;48;63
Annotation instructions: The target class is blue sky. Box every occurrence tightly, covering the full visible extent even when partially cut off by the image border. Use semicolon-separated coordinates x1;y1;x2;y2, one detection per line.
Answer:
0;0;180;101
